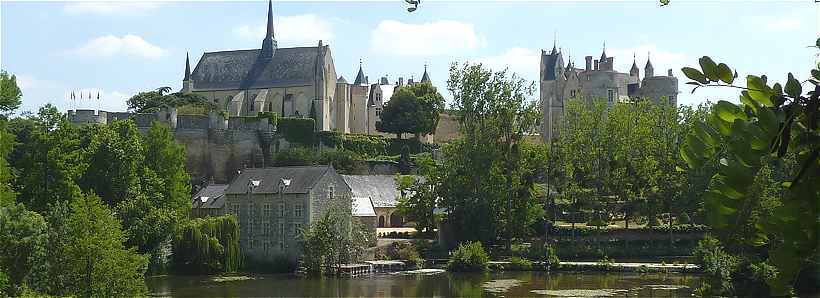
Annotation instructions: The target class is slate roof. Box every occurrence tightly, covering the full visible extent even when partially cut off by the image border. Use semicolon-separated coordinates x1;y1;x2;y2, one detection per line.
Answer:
192;184;228;209
224;166;333;195
189;46;324;91
352;197;376;217
342;175;400;208
354;64;367;85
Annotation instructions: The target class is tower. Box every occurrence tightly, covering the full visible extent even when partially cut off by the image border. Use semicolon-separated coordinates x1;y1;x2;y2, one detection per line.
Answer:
540;42;565;141
630;53;640;79
645;52;654;78
260;0;277;59
421;63;431;84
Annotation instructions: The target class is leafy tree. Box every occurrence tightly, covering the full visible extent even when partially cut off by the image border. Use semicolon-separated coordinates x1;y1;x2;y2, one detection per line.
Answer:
438;63;542;248
0;202;47;296
680;49;820;295
316;150;365;174
299;195;371;274
126;86;214;113
62;190;148;297
172;215;240;274
0;120;15;205
274;147;316;166
395;175;437;234
376;82;444;139
0;70;22;114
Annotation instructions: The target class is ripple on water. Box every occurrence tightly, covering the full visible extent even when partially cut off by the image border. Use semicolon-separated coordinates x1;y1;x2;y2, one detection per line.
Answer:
482;279;524;294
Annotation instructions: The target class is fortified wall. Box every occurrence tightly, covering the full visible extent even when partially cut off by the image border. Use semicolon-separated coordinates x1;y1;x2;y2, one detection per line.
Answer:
68;109;401;185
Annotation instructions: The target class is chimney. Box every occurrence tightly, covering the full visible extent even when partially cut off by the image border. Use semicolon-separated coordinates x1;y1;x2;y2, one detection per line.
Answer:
606;57;614;71
668;69;673;76
585;56;592;71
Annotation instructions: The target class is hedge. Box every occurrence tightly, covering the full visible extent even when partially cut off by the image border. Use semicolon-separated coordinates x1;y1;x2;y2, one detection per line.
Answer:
278;117;315;145
316;131;439;158
547;224;709;237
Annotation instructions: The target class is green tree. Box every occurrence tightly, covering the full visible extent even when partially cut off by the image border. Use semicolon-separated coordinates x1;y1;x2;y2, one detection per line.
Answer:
299;195;371;274
63;190;148;297
395;175;437;234
126;86;214;113
376;82;445;139
438;63;542;248
0;202;47;296
0;120;15;205
0;70;22;114
172;215;241;274
680;51;820;295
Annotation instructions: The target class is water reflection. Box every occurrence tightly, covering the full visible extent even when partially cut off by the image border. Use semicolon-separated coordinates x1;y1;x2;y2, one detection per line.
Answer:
147;271;699;297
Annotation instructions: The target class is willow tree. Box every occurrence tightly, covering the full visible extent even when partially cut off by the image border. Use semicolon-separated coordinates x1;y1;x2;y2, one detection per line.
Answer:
172;215;241;274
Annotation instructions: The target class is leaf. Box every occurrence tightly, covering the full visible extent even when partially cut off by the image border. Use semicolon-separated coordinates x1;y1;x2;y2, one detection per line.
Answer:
739;91;760;114
816;37;820;47
747;75;774;107
699;56;720;81
812;69;820;81
682;67;708;84
694;121;719;147
784;73;802;97
680;145;704;169
714;100;747;123
717;63;734;84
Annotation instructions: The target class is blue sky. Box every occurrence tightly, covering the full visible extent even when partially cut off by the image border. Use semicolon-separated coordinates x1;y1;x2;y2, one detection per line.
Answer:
2;0;818;114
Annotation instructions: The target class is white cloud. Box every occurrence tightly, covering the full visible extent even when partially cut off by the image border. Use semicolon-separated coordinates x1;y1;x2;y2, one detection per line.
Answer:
69;34;167;59
235;14;334;46
370;20;482;56
64;1;161;15
474;47;540;82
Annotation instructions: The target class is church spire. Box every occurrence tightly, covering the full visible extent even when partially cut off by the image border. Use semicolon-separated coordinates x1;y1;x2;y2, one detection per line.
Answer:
183;52;191;81
644;52;654;78
630;52;639;77
600;41;607;61
260;0;277;59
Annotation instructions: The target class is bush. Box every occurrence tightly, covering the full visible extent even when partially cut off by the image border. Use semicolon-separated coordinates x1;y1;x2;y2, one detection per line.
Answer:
525;244;560;266
446;241;490;272
507;256;533;271
316;150;364;174
381;241;423;268
278;117;315;145
693;235;739;296
274;147;316;166
677;212;691;224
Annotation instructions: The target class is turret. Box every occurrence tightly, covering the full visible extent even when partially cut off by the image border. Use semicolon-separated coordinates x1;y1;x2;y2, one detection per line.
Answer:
354;60;367;85
645;52;654;78
421;64;431;84
630;53;640;78
259;0;277;59
182;52;193;93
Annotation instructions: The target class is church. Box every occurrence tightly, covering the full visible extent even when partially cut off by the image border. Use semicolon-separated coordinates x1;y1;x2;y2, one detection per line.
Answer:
181;0;339;131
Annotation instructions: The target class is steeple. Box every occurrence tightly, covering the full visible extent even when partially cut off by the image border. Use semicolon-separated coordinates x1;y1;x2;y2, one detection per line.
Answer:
551;31;558;55
600;41;607;61
421;63;431;83
354;59;367;85
630;53;639;77
644;52;654;78
260;0;277;59
183;52;191;81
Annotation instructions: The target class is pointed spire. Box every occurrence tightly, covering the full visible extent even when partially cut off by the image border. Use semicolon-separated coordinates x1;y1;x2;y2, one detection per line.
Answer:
421;63;431;83
354;59;366;85
183;52;191;81
600;41;607;61
630;52;639;76
266;0;275;39
644;51;654;77
260;0;277;58
551;31;558;54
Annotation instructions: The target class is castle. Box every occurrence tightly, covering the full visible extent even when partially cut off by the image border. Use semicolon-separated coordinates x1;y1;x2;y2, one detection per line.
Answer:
540;44;679;141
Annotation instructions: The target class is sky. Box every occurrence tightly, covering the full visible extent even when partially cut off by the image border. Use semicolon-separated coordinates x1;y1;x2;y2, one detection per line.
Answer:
1;0;818;114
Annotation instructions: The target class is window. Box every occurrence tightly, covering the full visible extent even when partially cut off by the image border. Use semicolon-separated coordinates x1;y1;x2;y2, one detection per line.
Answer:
570;90;577;98
279;223;285;237
294;204;303;217
283;94;294;116
264;223;272;236
278;203;284;217
376;107;382;117
329;186;334;200
290;224;296;236
263;240;270;254
607;89;615;103
249;239;256;249
263;203;271;219
295;223;303;235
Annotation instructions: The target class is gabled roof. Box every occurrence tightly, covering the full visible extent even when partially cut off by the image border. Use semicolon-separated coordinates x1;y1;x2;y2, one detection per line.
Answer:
224;166;334;195
352;197;376;217
342;175;424;208
367;84;396;106
189;46;325;91
192;183;228;209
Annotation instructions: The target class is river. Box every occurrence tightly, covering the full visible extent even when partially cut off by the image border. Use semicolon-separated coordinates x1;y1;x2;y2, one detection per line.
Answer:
147;271;701;297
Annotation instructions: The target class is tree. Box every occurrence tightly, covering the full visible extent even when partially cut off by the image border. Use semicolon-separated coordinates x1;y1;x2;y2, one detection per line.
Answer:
376;82;444;139
680;50;819;295
395;175;437;234
0;202;47;296
0;120;15;205
172;215;240;274
437;63;542;248
0;70;22;114
299;195;371;274
126;86;214;113
62;190;148;297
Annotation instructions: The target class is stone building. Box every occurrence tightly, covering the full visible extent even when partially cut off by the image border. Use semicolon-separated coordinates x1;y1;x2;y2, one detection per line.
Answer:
191;183;228;218
181;0;338;131
540;43;679;140
341;174;426;228
222;165;353;262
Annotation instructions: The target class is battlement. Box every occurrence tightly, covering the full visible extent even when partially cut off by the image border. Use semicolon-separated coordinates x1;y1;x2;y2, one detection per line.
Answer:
68;109;108;125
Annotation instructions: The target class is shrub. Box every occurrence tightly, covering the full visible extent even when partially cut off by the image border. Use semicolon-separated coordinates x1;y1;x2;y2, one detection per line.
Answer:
278;117;315;145
507;256;533;271
274;147;316;166
693;235;739;296
677;212;691;224
316;150;364;174
446;241;489;272
383;241;423;268
525;244;560;266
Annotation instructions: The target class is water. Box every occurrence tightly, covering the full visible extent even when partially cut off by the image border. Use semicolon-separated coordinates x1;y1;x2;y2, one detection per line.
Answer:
148;271;700;297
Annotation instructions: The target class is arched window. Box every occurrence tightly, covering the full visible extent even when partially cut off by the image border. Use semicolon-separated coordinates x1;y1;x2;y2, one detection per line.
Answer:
378;216;385;228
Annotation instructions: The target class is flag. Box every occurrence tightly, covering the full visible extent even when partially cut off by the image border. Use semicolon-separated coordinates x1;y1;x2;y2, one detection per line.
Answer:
71;91;75;100
97;92;100;100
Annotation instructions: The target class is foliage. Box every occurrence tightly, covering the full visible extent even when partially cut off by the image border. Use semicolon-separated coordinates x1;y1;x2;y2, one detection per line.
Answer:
316;150;365;174
299;196;371;274
172;215;241;274
507;256;534;270
62;190;149;297
692;236;740;296
525;243;560;266
0;70;22;115
273;147;316;166
679;51;819;295
376;82;445;138
278;117;315;145
127;86;215;113
379;241;423;268
446;241;490;272
0;120;15;205
0;202;47;296
438;63;544;246
395;175;438;234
